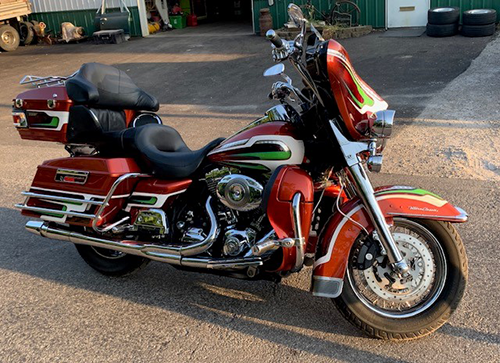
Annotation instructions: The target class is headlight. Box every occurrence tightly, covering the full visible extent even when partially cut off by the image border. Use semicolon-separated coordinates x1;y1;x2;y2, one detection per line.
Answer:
371;110;395;138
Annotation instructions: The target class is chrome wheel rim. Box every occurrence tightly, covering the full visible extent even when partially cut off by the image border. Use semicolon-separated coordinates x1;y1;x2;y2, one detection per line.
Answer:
347;218;447;319
468;9;490;14
1;31;14;45
91;246;126;260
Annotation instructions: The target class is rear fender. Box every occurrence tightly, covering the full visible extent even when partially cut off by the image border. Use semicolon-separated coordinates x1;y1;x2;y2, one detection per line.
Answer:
311;186;467;298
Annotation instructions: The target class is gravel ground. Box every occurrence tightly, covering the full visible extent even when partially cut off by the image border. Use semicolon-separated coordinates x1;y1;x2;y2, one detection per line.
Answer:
383;34;500;181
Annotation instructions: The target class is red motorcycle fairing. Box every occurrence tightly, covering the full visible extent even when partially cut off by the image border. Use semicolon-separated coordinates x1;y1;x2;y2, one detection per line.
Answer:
265;166;314;271
326;40;388;141
311;186;467;298
19;157;191;227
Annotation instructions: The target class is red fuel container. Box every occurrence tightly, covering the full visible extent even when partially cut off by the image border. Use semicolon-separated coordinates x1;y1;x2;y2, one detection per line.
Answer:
187;14;198;27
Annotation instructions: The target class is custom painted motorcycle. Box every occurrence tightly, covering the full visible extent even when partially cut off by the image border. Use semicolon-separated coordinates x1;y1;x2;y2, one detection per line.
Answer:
13;5;468;340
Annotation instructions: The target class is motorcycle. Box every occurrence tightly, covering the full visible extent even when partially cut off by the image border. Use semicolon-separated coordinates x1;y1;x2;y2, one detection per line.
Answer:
12;5;468;340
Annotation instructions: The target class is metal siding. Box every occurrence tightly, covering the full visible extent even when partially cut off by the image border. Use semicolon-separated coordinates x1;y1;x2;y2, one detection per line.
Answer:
28;6;142;36
252;0;385;34
431;0;500;21
30;0;138;13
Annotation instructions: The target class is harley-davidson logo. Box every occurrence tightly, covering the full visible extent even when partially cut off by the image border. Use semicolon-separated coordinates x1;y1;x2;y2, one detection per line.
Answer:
55;169;89;184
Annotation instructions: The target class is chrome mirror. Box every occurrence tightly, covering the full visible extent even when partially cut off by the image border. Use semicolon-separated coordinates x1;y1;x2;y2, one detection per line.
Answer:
263;63;293;86
288;4;305;27
263;63;285;77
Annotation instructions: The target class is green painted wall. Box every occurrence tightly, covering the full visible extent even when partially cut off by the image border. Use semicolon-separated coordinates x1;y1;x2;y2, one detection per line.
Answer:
29;7;142;37
253;0;500;34
431;0;500;21
253;0;386;33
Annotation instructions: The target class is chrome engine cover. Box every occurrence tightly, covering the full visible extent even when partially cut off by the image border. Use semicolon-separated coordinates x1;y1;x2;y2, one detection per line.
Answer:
223;228;256;257
134;209;169;235
216;174;264;212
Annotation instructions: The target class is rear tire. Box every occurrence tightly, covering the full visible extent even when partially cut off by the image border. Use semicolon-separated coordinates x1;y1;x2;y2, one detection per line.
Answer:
75;244;150;276
19;21;34;46
428;7;460;25
462;9;497;26
333;218;468;340
0;25;20;52
426;23;458;37
461;23;496;37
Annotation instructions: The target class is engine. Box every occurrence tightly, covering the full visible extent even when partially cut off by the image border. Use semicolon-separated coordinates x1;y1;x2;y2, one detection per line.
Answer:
201;167;269;257
216;174;263;211
205;168;265;212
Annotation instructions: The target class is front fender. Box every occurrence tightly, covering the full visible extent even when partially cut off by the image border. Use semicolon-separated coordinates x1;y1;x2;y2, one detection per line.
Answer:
310;186;467;298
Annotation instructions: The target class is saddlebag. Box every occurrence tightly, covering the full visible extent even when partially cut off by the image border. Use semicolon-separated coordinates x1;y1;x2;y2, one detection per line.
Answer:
16;157;141;227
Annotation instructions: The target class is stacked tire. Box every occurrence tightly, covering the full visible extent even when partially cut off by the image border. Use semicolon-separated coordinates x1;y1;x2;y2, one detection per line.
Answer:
427;7;460;37
461;9;497;37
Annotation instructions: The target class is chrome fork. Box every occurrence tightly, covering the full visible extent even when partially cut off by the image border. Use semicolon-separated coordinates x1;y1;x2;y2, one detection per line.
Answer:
330;121;409;274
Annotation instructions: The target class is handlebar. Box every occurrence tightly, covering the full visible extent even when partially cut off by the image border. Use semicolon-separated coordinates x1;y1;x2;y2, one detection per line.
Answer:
265;30;283;49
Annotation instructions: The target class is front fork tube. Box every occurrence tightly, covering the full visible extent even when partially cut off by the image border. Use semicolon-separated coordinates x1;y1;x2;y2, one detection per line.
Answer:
348;163;410;274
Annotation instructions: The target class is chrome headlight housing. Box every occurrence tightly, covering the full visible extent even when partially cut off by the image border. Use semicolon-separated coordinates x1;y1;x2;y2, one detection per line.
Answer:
367;110;395;172
371;110;395;139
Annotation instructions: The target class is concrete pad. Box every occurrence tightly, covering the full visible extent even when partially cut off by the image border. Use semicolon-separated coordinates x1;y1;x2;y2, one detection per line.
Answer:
380;27;426;37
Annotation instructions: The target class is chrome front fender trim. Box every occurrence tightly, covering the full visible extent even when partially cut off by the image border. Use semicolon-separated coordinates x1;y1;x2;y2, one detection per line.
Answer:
311;276;344;298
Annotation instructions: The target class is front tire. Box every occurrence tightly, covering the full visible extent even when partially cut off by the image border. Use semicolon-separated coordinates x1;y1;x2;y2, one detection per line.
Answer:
75;244;150;276
0;25;20;52
333;218;468;340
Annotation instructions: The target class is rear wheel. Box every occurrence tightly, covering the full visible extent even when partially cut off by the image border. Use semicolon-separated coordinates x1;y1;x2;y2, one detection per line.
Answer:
461;23;496;37
427;7;460;25
462;9;497;26
75;244;150;276
0;25;20;52
19;21;34;45
333;218;468;340
426;23;458;37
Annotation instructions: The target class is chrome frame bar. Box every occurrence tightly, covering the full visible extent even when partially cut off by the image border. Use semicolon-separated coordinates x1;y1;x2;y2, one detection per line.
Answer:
14;205;96;219
20;191;104;206
92;173;148;233
292;193;306;271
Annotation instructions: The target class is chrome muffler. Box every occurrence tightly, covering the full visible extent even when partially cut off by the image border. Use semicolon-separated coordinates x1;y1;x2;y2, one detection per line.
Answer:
25;220;262;270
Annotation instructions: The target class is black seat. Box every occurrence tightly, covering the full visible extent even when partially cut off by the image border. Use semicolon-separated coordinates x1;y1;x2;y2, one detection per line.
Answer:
66;63;159;111
107;124;224;179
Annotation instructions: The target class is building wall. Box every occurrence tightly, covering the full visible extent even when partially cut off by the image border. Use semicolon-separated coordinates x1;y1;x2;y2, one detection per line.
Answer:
253;0;500;34
30;0;138;13
252;0;386;34
28;0;143;36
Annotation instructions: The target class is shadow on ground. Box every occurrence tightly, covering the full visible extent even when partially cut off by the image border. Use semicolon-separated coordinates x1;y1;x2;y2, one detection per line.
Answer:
1;206;499;361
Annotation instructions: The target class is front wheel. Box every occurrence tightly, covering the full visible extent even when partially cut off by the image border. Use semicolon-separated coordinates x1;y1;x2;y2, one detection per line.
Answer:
333;218;468;340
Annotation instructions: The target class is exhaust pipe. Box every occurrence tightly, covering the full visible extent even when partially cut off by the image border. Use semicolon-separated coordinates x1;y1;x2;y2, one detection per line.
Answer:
25;220;262;270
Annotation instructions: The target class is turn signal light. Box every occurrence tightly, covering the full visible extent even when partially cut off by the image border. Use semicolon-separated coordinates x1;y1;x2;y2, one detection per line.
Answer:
12;111;28;128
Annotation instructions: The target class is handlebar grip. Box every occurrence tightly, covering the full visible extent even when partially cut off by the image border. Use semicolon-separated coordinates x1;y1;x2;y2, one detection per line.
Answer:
266;30;283;49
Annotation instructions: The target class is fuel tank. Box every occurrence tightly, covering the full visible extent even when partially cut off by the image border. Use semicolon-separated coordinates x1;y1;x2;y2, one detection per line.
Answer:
207;105;305;173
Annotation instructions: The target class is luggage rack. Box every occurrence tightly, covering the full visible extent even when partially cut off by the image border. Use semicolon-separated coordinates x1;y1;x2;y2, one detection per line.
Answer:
20;71;78;88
